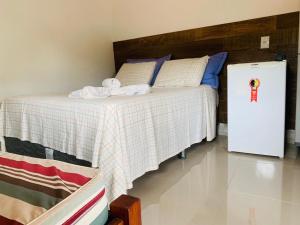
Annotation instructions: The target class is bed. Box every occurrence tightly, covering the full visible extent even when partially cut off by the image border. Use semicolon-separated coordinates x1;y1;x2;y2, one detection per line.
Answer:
0;152;141;225
0;85;218;200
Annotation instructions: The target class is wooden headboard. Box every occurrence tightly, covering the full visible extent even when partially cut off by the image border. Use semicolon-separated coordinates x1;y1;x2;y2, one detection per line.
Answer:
113;12;299;129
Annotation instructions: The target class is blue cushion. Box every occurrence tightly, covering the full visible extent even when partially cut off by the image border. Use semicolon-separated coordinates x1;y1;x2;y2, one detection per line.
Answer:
127;54;172;86
201;52;228;89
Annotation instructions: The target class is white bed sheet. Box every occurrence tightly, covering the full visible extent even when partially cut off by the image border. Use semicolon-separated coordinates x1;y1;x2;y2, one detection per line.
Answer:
0;85;217;200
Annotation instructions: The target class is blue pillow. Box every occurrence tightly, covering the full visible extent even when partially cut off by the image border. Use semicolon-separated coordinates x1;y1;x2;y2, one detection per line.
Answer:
127;54;171;86
201;52;228;89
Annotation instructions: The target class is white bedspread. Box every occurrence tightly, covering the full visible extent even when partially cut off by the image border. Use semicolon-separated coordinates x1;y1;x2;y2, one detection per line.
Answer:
0;86;217;200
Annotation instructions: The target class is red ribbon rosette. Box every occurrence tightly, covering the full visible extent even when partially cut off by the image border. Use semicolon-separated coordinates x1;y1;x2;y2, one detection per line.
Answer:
249;79;260;102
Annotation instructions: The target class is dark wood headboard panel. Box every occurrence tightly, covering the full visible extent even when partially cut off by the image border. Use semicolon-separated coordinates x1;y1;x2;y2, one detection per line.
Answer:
113;12;299;129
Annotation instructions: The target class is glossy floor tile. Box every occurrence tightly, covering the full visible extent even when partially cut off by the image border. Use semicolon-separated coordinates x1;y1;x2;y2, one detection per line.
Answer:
129;136;300;225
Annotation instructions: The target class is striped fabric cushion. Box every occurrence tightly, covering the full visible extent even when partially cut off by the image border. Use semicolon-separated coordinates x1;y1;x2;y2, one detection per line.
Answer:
0;153;108;225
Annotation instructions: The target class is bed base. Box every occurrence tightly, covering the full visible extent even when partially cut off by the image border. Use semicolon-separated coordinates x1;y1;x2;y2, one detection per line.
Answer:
107;195;142;225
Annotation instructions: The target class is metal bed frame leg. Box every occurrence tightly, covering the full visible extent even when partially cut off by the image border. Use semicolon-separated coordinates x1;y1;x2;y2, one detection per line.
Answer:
178;150;187;159
0;137;6;152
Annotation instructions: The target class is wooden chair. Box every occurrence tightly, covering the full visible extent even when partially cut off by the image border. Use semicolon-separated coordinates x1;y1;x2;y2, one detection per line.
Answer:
107;195;142;225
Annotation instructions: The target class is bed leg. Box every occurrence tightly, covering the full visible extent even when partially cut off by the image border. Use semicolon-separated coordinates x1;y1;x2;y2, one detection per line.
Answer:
109;195;142;225
178;150;187;159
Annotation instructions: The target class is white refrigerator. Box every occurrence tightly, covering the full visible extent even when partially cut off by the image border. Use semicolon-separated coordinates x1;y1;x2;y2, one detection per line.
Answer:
228;61;286;158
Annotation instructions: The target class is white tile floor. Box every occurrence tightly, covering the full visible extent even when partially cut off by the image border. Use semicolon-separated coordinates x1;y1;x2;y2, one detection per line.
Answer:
129;136;300;225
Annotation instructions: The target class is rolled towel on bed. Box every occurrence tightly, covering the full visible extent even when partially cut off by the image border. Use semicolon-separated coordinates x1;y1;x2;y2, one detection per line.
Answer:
69;86;111;99
102;78;121;89
69;84;150;99
111;84;151;96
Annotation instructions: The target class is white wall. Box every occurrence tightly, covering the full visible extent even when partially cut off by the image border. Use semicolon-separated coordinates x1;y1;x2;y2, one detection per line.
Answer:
0;0;115;99
112;0;300;41
1;1;299;99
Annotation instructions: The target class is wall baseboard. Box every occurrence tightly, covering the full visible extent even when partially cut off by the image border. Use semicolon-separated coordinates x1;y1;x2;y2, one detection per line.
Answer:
218;123;228;136
218;123;296;144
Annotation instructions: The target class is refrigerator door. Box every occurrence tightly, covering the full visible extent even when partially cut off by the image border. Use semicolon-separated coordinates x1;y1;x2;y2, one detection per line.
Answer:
228;61;286;157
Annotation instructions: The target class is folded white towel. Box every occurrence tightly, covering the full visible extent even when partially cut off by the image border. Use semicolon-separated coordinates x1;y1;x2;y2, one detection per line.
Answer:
111;84;151;96
69;84;151;99
102;78;121;89
69;86;111;99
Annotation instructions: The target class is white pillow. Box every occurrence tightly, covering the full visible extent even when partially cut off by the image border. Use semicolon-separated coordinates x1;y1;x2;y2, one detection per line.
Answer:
154;56;209;87
116;62;156;86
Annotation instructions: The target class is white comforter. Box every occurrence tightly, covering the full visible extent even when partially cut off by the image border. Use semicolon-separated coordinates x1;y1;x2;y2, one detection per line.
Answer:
0;86;217;200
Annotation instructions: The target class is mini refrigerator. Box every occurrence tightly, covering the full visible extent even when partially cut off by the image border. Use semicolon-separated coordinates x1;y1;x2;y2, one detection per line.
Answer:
227;61;286;158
